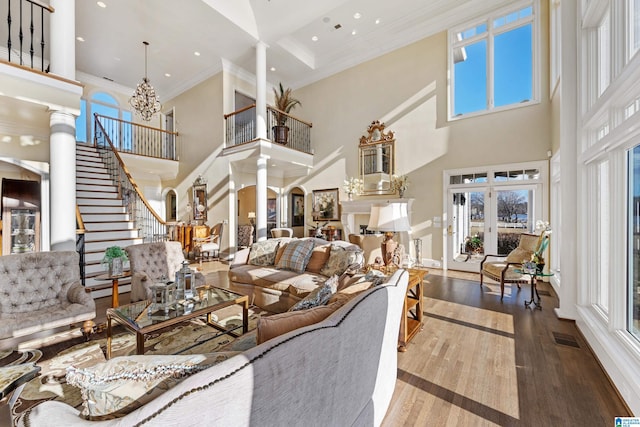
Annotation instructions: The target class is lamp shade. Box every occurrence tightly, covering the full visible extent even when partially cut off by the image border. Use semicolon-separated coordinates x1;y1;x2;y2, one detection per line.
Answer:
248;211;256;219
367;203;411;232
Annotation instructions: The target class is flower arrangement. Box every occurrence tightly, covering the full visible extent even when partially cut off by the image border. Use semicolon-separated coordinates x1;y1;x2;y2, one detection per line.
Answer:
532;220;552;265
391;174;409;197
343;177;363;200
101;246;128;266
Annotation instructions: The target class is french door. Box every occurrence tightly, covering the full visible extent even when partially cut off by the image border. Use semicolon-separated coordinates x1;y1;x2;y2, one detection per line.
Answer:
445;163;547;272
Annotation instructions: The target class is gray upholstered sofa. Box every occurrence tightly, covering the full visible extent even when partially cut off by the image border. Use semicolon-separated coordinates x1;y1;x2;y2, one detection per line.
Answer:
21;269;410;427
229;237;363;313
126;241;206;302
0;251;96;350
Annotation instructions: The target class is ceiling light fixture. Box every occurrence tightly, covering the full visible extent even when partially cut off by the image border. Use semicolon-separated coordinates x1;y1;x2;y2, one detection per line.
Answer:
76;36;85;42
375;18;381;24
311;35;319;42
194;51;201;56
129;41;161;121
353;12;361;19
96;1;106;8
351;29;357;35
270;67;276;71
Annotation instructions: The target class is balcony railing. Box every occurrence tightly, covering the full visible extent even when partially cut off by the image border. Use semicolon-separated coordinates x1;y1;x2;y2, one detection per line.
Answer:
224;104;313;154
2;0;54;72
94;116;167;243
94;114;178;160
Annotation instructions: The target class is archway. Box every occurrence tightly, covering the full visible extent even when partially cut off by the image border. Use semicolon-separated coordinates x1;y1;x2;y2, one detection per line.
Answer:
289;186;306;238
237;185;277;242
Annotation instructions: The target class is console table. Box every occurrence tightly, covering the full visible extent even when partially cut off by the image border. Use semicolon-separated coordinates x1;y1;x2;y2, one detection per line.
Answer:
398;267;428;352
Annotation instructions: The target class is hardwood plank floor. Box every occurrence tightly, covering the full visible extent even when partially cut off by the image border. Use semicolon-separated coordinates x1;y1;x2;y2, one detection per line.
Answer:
382;270;631;426
92;263;630;426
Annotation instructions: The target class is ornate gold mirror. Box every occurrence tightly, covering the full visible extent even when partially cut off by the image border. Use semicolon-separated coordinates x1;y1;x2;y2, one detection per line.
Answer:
359;121;395;195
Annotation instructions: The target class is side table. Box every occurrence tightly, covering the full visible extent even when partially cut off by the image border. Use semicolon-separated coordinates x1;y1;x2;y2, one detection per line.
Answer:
398;267;429;352
95;271;132;308
516;268;554;310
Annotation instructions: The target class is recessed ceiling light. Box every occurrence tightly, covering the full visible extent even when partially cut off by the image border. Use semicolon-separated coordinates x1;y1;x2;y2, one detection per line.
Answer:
351;30;357;35
353;12;361;19
96;1;106;8
270;67;276;71
311;35;318;42
76;36;85;42
194;51;201;56
165;73;171;77
375;18;381;24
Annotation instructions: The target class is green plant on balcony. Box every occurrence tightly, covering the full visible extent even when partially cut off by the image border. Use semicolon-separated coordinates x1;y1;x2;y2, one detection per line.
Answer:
272;83;301;144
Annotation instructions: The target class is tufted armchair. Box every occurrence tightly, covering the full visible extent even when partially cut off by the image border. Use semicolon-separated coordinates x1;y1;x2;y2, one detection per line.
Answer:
126;242;206;302
0;251;96;350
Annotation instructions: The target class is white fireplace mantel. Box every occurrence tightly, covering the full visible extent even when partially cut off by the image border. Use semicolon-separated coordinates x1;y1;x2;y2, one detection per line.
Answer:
340;198;414;249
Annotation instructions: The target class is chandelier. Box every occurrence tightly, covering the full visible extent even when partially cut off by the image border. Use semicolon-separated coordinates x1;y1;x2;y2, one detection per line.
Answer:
129;41;161;121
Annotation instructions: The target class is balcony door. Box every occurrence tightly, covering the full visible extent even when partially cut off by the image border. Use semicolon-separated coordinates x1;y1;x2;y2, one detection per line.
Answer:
444;162;547;272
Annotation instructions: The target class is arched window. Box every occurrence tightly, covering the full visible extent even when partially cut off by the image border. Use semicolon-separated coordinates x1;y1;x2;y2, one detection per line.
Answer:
75;92;132;145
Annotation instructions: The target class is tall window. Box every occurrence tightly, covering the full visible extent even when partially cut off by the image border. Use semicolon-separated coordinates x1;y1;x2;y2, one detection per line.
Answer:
75;92;132;145
629;0;640;59
597;12;610;97
449;1;538;118
628;145;640;340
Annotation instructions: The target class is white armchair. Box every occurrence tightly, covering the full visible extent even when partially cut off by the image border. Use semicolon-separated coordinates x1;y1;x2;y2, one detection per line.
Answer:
197;222;224;261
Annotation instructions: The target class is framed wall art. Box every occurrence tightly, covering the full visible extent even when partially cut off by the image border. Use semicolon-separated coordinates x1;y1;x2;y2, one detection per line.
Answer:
312;188;339;221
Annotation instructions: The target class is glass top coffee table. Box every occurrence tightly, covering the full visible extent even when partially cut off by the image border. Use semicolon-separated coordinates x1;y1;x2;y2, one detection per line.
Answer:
106;286;249;359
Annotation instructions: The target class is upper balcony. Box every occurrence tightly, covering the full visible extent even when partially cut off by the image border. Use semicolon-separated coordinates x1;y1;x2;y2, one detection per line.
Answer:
222;104;314;177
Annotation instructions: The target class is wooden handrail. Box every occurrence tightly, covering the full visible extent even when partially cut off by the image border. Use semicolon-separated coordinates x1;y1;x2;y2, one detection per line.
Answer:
268;106;313;127
224;104;256;119
94;119;166;225
96;114;179;136
76;205;85;234
0;58;84;87
25;0;54;13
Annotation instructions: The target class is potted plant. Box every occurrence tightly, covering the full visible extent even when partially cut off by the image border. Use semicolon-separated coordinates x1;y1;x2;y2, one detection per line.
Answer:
272;82;301;144
102;246;128;276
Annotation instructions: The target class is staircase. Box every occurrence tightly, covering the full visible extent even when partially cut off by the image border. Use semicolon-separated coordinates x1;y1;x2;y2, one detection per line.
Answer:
76;143;143;297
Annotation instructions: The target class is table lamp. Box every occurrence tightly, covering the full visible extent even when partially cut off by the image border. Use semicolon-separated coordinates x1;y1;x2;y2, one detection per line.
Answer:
367;202;411;266
248;211;256;226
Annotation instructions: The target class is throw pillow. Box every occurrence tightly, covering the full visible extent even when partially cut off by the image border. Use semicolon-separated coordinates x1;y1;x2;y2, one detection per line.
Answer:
274;242;288;265
256;299;345;345
276;239;315;273
66;354;212;420
305;244;332;273
248;239;280;266
320;245;364;277
289;275;339;311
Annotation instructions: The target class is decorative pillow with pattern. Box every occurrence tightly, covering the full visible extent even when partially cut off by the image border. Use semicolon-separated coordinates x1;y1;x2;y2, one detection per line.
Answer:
248;239;281;266
276;239;315;273
65;354;230;420
320;245;364;277
289;275;339;311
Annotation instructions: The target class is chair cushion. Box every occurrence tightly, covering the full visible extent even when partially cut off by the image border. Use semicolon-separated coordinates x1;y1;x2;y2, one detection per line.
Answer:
483;262;528;282
276;239;315;273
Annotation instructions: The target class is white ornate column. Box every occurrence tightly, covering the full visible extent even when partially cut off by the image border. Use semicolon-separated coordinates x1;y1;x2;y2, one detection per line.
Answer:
49;0;75;79
255;41;268;141
49;111;77;250
256;156;268;241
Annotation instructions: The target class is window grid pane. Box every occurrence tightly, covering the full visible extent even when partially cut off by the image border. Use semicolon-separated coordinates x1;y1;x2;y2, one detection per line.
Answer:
494;24;533;107
628;145;640;340
454;39;487;116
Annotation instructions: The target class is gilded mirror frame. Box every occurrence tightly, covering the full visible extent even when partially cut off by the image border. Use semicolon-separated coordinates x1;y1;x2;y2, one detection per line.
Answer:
358;120;395;195
192;176;207;223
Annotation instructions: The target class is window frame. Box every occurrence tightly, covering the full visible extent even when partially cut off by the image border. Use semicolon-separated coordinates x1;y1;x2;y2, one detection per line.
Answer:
447;0;540;120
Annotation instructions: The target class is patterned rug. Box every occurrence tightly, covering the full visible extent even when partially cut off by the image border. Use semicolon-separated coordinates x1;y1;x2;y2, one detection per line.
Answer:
1;305;266;425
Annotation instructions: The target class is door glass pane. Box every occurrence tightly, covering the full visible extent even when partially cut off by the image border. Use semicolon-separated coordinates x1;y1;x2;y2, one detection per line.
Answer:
452;191;485;263
628;145;640;340
497;189;531;255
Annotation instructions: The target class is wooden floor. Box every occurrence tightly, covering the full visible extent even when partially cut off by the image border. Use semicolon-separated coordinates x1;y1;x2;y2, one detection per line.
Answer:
382;269;631;426
93;264;631;426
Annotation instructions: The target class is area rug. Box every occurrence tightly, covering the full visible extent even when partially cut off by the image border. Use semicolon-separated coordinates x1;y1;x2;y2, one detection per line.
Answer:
4;305;266;425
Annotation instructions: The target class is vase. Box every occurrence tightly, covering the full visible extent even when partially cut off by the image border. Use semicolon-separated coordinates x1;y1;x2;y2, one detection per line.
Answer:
109;257;123;277
399;189;405;198
348;192;353;201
